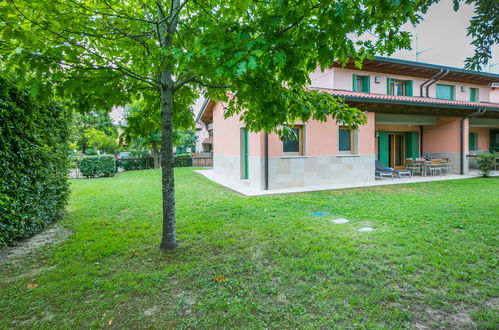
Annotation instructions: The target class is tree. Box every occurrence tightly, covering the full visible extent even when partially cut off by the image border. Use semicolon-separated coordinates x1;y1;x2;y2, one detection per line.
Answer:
173;130;197;153
85;127;119;155
1;0;490;250
122;102;162;168
70;110;117;154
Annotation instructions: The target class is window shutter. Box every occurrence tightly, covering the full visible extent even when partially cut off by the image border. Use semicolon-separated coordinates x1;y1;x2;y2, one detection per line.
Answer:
405;132;419;159
352;74;358;92
378;132;389;166
405;80;413;96
387;78;392;95
363;76;370;93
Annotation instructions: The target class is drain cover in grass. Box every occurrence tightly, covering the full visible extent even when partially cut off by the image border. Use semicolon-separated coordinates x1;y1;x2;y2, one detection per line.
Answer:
358;227;373;232
331;218;349;224
310;211;328;216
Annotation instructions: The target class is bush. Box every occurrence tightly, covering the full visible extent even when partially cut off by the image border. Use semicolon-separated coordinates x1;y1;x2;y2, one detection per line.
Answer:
0;77;70;246
117;149;154;171
174;154;193;167
476;152;497;177
80;155;116;177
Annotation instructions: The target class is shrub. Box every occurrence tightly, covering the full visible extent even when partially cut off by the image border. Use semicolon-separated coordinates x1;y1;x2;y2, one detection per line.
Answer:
0;77;70;246
476;152;496;177
174;154;193;167
117;149;154;171
80;155;116;177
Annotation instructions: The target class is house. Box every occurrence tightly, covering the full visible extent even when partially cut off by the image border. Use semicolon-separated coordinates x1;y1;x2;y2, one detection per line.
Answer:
197;57;499;190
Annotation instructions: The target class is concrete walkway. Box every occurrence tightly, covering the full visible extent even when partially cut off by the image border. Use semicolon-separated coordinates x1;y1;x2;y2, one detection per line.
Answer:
195;169;497;197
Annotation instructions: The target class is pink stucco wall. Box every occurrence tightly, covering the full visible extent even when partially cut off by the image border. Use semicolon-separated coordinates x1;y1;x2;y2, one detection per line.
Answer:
267;112;375;157
213;102;262;157
359;112;375;155
469;127;490;150
423;117;467;153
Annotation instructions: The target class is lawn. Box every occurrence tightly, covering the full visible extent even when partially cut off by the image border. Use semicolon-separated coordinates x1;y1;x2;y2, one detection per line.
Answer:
1;168;498;328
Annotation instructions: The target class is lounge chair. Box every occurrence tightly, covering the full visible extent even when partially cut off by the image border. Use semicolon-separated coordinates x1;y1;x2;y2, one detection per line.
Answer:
375;160;412;179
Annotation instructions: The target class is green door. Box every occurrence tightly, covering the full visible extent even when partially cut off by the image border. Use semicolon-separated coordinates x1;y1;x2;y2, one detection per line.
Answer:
240;128;249;179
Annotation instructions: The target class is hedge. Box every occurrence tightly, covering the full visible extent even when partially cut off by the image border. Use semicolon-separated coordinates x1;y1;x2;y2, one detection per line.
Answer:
174;154;193;167
0;77;70;246
80;155;116;177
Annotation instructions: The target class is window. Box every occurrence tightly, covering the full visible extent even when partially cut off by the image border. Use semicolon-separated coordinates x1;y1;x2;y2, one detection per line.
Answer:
352;74;370;93
469;132;478;151
436;84;455;100
470;88;478;102
282;126;304;155
387;78;413;96
339;126;353;152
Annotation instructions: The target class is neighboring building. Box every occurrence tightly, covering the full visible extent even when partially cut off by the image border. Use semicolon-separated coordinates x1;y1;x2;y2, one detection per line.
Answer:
197;57;499;190
194;99;213;154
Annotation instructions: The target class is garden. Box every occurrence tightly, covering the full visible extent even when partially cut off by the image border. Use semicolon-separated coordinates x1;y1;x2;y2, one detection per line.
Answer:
1;168;498;328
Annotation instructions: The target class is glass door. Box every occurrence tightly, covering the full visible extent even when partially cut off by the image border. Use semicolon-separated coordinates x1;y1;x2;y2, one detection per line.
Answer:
389;133;406;169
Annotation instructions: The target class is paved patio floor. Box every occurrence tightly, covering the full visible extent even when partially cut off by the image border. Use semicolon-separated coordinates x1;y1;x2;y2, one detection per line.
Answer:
195;169;498;197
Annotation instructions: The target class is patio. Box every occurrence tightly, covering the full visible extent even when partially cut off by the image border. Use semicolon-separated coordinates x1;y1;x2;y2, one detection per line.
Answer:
196;169;498;197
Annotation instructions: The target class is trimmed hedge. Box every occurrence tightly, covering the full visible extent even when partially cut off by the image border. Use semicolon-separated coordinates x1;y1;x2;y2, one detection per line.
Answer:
174;154;193;167
80;155;116;177
0;77;70;246
119;157;154;171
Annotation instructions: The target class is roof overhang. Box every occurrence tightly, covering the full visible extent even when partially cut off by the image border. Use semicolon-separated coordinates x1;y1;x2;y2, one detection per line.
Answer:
333;57;499;86
195;99;215;125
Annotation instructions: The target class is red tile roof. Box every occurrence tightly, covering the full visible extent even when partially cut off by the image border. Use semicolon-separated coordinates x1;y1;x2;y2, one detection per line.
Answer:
312;88;499;110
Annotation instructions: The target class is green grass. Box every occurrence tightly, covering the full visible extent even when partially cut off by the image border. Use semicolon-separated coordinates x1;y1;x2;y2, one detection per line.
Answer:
1;168;498;328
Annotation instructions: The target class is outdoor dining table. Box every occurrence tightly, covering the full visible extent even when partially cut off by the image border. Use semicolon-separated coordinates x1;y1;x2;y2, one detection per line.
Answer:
414;159;448;176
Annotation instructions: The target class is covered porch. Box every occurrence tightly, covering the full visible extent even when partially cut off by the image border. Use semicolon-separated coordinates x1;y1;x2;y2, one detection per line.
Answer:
316;88;499;175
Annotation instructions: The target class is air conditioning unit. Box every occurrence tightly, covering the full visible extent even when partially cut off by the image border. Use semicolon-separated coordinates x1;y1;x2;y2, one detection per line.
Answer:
491;82;499;88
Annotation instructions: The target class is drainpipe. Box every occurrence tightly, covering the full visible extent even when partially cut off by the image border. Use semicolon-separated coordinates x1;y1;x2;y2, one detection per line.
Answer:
460;109;487;174
420;69;443;97
264;133;269;190
425;69;449;97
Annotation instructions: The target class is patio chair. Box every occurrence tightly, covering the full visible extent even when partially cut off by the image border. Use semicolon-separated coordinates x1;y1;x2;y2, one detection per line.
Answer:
406;158;423;176
428;160;443;176
440;158;451;175
375;160;411;179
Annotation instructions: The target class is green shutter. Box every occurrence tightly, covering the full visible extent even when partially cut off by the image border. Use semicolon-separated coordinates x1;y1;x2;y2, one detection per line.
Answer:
436;84;454;100
405;132;419;159
469;132;476;151
378;132;389;167
470;88;477;102
352;74;358;92
405;80;413;96
363;76;370;93
387;78;392;95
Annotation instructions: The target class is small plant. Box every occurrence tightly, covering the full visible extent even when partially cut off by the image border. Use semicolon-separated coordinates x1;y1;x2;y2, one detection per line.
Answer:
476;152;496;177
80;155;116;177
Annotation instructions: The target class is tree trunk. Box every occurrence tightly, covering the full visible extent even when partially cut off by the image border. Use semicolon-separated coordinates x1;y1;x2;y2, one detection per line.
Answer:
151;142;160;169
158;0;180;250
159;83;178;250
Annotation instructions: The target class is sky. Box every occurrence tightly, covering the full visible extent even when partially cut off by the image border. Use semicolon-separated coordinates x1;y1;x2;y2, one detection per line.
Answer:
390;0;499;73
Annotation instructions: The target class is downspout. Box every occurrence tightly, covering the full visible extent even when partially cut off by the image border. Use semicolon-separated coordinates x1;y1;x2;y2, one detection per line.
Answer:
460;109;487;174
264;133;269;190
425;69;449;97
420;69;443;97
